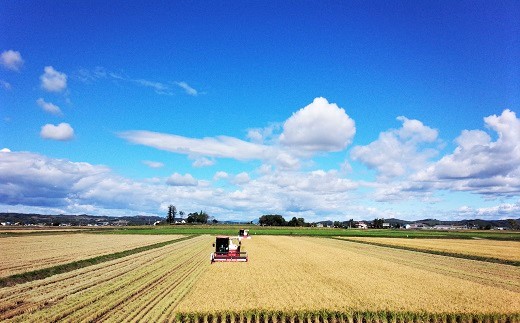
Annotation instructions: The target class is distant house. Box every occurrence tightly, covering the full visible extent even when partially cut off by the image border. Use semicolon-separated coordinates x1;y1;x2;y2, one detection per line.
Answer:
356;222;368;229
112;220;129;226
382;223;391;229
433;225;452;230
174;219;186;224
405;223;429;230
316;223;324;228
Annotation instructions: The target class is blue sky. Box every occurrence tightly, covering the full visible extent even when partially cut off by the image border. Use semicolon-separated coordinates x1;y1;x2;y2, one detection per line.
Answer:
1;1;519;221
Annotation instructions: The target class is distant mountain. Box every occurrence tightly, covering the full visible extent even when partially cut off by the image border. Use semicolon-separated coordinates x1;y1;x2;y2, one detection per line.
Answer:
0;213;164;226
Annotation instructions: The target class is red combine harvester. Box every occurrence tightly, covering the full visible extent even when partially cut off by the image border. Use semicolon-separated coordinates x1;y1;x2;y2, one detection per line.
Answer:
210;236;248;263
238;229;251;240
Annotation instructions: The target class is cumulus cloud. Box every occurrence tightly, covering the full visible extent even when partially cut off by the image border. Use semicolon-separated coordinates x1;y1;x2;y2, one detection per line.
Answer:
119;98;358;171
413;109;520;196
233;172;250;185
351;116;439;179
175;81;198;96
279;97;356;152
36;98;63;116
166;173;198;186
40;123;74;141
0;50;24;71
142;160;164;168
40;66;67;92
0;148;11;153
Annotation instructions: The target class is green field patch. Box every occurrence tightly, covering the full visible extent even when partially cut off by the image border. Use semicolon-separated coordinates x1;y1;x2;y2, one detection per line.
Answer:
96;225;520;241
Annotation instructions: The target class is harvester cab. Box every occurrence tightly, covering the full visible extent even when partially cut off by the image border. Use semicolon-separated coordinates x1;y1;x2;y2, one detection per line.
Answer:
211;236;248;263
238;229;251;240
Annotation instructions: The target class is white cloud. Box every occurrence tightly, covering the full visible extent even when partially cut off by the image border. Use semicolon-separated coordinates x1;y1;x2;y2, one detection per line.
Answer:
40;123;74;141
0;80;12;90
413;109;520;196
119;130;271;161
0;148;11;153
119;98;358;171
213;171;229;181
175;81;198;96
192;157;215;167
0;50;24;71
233;172;250;185
351;116;438;179
279;97;356;152
142;160;164;168
36;98;63;116
166;173;198;186
40;66;67;92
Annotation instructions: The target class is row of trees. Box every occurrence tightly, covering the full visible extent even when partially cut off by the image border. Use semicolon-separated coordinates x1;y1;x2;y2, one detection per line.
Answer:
166;205;215;224
259;214;308;227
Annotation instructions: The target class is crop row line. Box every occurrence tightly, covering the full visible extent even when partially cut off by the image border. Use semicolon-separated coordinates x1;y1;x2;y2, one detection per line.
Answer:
6;235;211;322
174;310;520;323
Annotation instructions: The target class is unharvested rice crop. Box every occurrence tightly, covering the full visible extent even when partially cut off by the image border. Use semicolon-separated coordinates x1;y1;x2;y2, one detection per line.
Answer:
343;237;520;262
0;233;183;277
176;236;520;318
0;234;212;322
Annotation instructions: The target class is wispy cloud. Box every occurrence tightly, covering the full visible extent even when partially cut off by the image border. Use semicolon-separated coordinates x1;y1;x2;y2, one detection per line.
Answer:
0;80;11;90
175;81;198;96
36;98;63;116
142;160;165;169
75;67;199;96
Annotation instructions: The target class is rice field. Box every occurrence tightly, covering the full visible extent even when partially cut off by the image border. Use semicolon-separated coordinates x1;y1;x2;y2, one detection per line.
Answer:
0;233;183;277
0;234;211;322
342;237;520;263
177;236;520;314
0;234;519;322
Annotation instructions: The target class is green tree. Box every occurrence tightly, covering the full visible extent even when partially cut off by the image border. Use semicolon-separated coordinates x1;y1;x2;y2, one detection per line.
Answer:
372;218;384;229
167;205;177;224
259;214;287;226
187;211;209;224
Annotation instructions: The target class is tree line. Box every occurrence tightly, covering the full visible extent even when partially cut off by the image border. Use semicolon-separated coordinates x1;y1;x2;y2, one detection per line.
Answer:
166;205;216;224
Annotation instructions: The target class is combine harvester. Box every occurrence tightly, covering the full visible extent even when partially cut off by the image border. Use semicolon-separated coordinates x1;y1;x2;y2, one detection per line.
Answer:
210;236;248;263
238;229;251;240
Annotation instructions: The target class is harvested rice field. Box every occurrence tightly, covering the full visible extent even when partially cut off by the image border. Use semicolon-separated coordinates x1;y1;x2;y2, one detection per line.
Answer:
177;236;520;315
1;234;519;322
0;233;183;277
342;236;520;262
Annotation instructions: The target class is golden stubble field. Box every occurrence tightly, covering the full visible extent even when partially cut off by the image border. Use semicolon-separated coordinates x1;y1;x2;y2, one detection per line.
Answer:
0;233;183;277
0;234;519;322
343;237;520;262
177;236;520;314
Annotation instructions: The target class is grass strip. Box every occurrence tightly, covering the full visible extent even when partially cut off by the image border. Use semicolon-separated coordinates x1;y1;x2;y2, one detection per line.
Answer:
333;237;520;267
0;235;198;288
174;309;520;323
94;225;520;241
